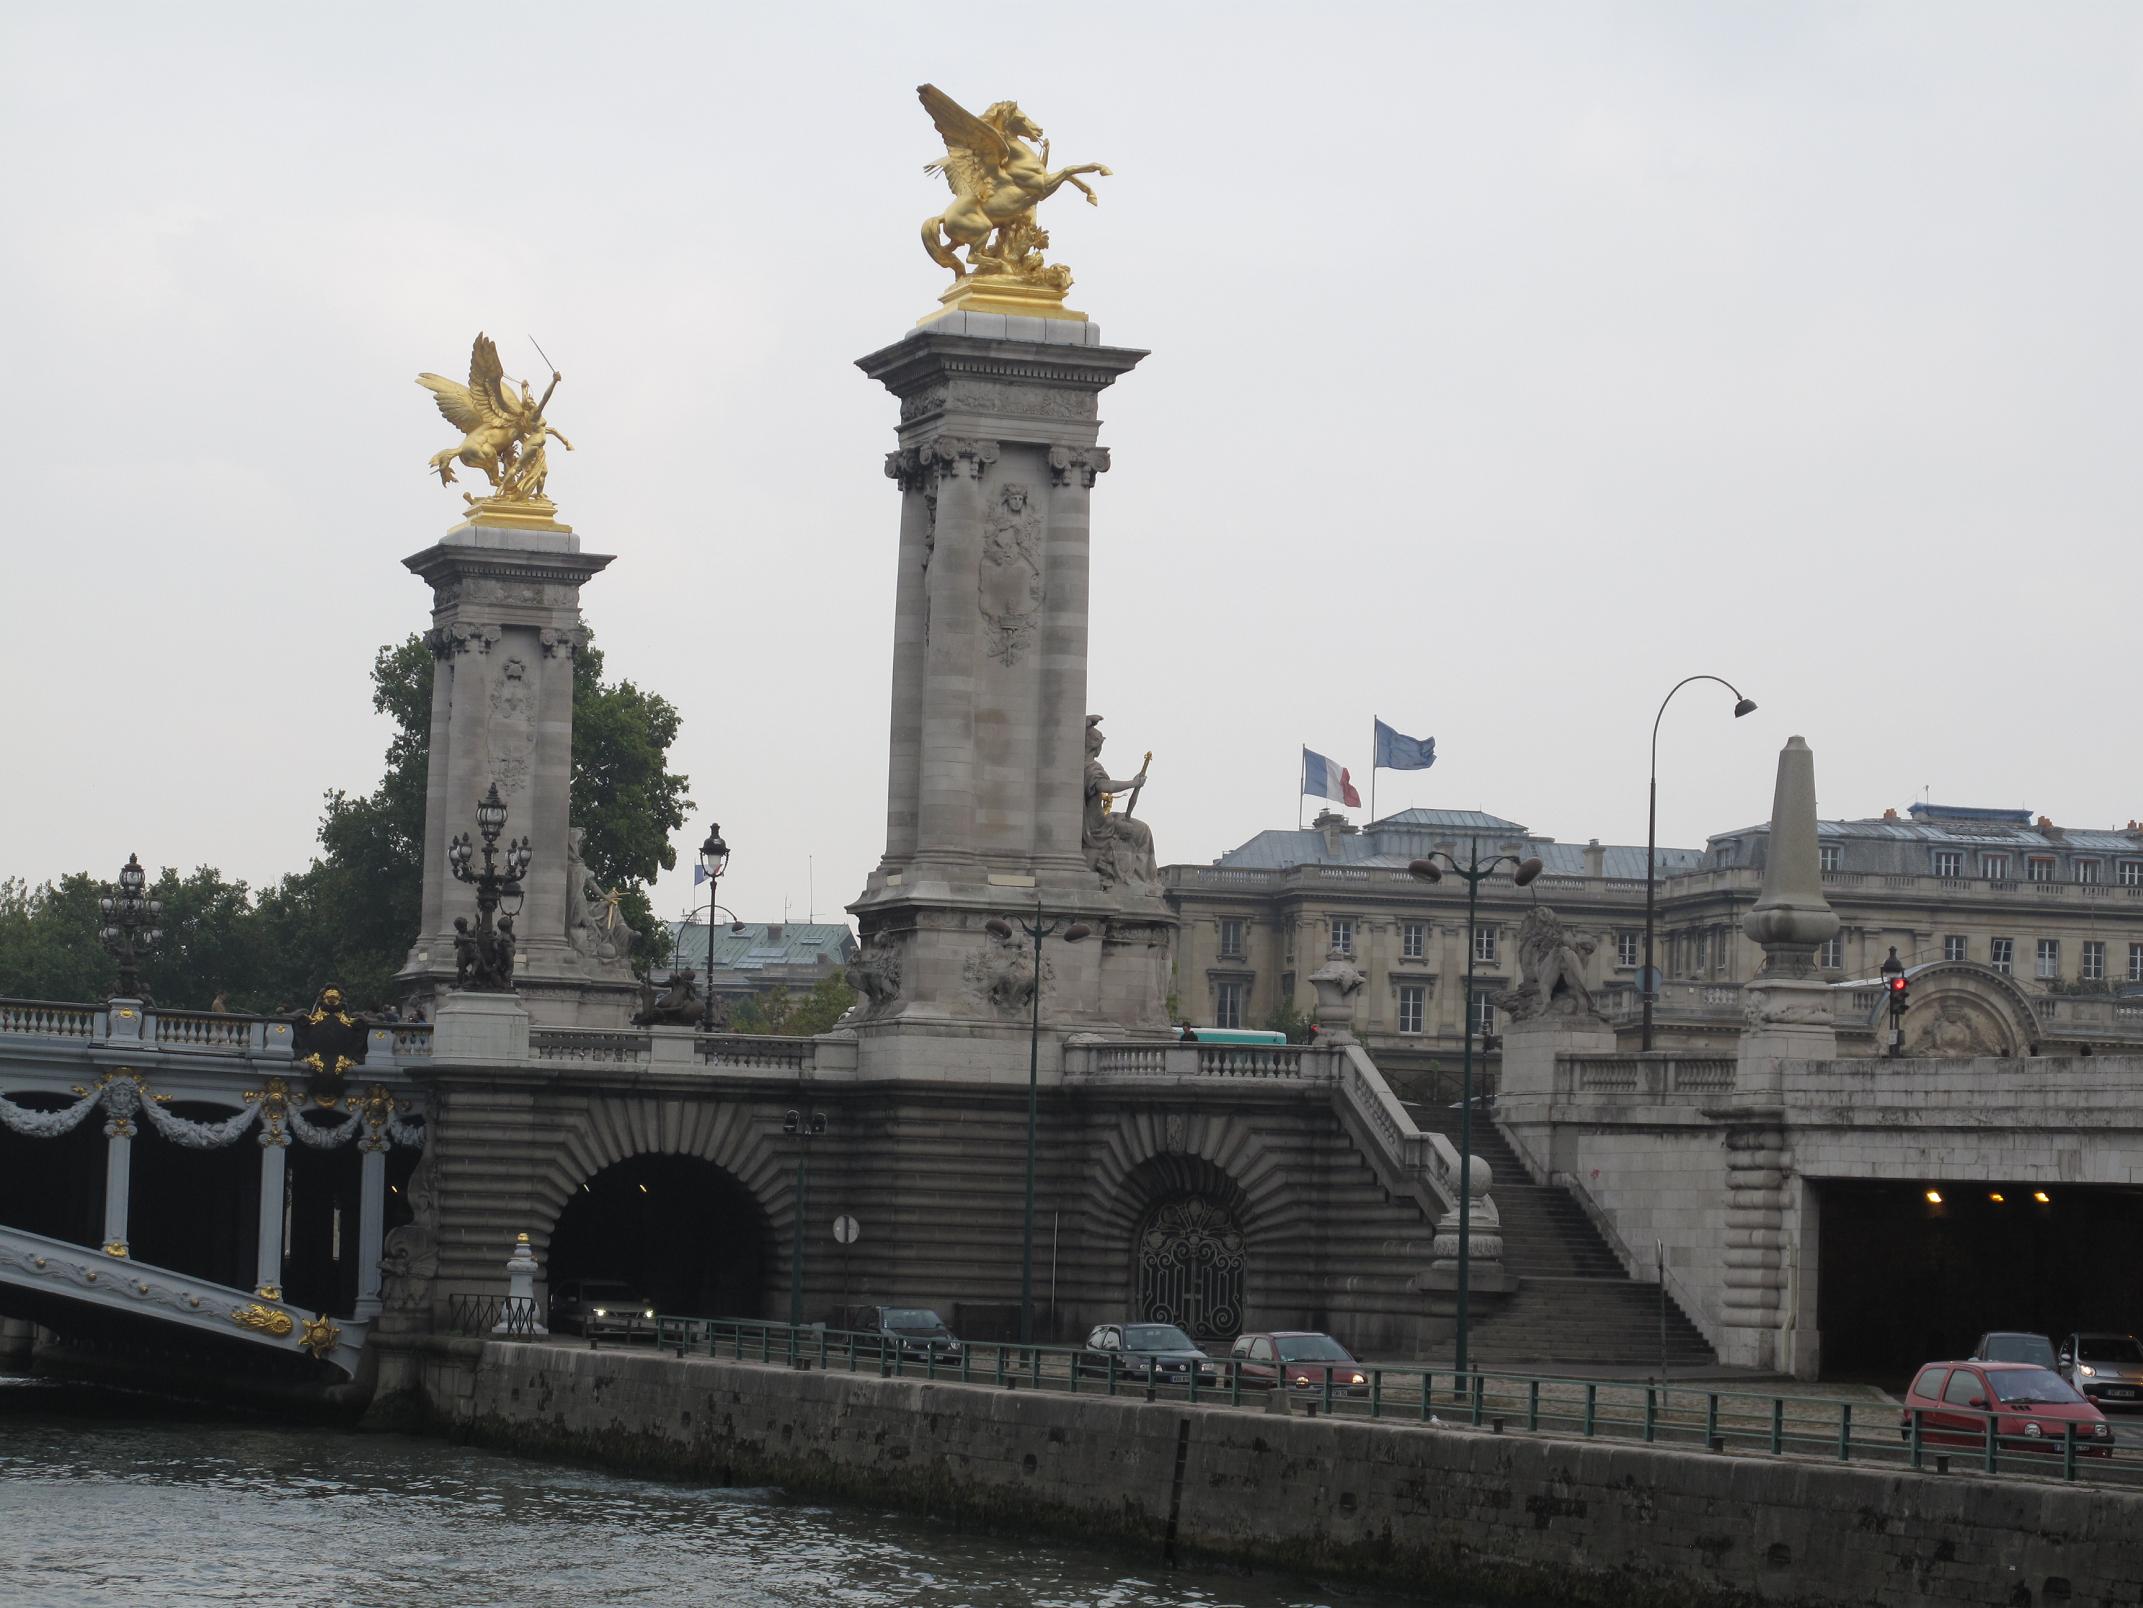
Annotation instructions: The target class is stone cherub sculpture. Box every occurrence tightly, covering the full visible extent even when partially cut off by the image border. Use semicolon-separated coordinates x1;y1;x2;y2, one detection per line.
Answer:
417;333;573;511
1083;715;1156;891
917;84;1112;293
1496;907;1600;1022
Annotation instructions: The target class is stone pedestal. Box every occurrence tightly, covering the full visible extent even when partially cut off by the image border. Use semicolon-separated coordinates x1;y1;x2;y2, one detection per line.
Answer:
429;990;532;1063
397;517;638;1027
1497;1014;1615;1184
845;322;1176;1070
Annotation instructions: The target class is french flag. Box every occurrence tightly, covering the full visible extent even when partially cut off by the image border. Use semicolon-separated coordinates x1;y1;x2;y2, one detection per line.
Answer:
1302;748;1361;808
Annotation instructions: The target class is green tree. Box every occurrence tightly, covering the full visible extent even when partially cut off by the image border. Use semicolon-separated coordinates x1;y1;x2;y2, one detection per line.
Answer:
0;628;689;1006
726;973;857;1037
1261;998;1315;1044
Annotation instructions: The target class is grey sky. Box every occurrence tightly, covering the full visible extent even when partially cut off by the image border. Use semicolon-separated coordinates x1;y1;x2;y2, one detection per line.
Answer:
2;3;2137;930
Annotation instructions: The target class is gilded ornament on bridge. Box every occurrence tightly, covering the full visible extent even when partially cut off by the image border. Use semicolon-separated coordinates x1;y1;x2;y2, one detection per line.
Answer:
916;84;1110;324
230;1304;296;1338
417;334;573;530
292;987;370;1106
297;1315;341;1360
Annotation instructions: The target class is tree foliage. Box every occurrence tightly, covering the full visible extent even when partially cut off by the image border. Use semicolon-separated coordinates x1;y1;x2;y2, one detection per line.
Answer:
725;974;857;1037
0;630;690;1009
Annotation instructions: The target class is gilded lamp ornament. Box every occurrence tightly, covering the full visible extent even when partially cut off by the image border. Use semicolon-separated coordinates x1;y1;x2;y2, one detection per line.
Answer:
417;333;573;529
916;84;1111;324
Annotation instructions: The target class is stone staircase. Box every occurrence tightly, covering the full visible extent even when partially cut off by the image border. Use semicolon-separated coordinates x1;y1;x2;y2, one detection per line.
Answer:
1402;1100;1716;1370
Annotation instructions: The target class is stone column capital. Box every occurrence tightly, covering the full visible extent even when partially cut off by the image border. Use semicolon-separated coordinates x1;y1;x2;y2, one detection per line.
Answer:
1048;445;1112;489
423;622;502;659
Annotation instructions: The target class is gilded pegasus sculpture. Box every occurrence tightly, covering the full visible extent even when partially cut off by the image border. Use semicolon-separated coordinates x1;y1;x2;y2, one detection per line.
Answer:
917;84;1111;300
417;333;572;513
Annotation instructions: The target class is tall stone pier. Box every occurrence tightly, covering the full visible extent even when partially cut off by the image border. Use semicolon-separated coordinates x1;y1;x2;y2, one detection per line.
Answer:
848;315;1176;1075
397;514;638;1026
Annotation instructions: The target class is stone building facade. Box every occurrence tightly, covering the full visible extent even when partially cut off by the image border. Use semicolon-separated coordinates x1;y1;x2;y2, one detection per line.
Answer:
1167;802;2143;1091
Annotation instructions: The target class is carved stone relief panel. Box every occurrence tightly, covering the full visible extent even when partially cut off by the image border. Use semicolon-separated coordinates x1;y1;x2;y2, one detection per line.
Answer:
978;482;1044;667
485;658;538;798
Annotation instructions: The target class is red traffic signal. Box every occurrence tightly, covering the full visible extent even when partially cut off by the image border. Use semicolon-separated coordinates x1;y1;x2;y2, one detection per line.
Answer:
1887;974;1907;996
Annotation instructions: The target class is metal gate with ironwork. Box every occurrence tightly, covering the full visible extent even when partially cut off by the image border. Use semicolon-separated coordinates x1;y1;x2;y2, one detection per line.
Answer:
1133;1196;1245;1341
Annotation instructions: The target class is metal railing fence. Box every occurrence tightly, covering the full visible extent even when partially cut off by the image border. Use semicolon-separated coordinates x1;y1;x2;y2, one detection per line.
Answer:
623;1316;2140;1488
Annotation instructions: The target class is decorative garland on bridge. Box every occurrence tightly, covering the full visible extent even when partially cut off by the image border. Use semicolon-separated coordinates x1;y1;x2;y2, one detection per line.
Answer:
0;1074;425;1153
0;1087;102;1140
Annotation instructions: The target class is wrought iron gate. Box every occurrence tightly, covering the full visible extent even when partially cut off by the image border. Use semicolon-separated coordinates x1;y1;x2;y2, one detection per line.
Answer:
1134;1196;1245;1341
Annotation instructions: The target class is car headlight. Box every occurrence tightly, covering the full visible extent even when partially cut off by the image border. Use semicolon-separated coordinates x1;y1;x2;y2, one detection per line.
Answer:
643;1308;655;1318
592;1307;608;1317
2095;1422;2111;1437
2082;1365;2097;1377
1350;1372;1367;1386
1294;1375;1312;1387
2023;1422;2043;1438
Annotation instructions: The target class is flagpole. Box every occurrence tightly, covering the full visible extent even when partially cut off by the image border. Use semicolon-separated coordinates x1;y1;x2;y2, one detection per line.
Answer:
1369;716;1378;824
1298;745;1305;830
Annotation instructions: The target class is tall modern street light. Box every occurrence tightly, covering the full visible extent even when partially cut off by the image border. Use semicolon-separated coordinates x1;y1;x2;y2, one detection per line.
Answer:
1641;677;1757;1052
784;1105;828;1329
1408;839;1542;1381
984;904;1091;1344
698;825;731;1033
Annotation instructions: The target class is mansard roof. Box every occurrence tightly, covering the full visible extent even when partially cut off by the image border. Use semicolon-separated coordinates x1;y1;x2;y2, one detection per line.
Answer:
1205;810;1701;879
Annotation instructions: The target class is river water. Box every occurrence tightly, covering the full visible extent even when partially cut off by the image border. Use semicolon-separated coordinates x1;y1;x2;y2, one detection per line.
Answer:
0;1377;1511;1608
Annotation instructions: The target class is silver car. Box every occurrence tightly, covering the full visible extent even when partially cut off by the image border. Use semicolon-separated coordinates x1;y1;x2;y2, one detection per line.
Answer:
2059;1332;2143;1410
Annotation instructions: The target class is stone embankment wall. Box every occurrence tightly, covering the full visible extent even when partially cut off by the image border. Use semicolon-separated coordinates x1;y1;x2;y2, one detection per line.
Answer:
443;1342;2141;1608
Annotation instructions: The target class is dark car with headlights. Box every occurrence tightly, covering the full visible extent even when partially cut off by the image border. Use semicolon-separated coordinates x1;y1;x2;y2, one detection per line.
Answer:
549;1277;656;1338
1079;1321;1219;1385
845;1305;962;1363
2059;1332;2143;1410
1897;1360;2113;1456
1228;1330;1370;1395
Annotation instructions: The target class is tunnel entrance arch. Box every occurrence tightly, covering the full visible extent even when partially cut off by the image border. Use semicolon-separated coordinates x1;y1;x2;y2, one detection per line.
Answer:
546;1154;772;1321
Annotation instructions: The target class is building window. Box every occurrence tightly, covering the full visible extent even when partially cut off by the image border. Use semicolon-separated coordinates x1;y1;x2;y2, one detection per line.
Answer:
2077;861;2101;885
2036;939;2060;980
1933;851;1964;879
1819;845;1840;872
1283;926;1296;965
2121;862;2143;888
1397;984;1425;1035
1982;854;2009;880
2083;941;2106;982
2027;858;2055;884
1616;931;1640;968
1470;992;1495;1038
1279;970;1295;1001
1215;982;1245;1029
1990;937;2014;975
2130;945;2143;984
1473;926;1498;964
1401;921;1426;961
1330;917;1354;957
1217;918;1244;959
1943;935;1966;963
1818;936;1841;970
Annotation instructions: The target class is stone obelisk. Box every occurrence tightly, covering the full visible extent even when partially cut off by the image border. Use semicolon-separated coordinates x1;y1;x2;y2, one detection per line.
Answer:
846;291;1178;1071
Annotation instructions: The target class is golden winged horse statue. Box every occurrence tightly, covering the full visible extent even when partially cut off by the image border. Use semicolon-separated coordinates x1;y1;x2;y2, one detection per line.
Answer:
416;334;573;510
917;84;1111;292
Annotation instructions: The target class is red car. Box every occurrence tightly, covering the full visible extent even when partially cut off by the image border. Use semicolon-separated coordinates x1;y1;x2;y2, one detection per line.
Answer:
1228;1331;1370;1395
1898;1360;2115;1456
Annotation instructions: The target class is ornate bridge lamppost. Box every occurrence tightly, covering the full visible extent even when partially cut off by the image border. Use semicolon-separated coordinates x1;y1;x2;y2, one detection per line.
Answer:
449;783;531;991
698;825;730;1033
98;853;163;1000
1409;841;1543;1381
1642;677;1757;1051
984;905;1092;1344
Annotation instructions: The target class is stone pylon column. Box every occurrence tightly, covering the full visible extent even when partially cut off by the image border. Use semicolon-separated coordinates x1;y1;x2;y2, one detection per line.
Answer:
255;1106;289;1301
99;1084;137;1260
398;515;637;1028
849;318;1176;1065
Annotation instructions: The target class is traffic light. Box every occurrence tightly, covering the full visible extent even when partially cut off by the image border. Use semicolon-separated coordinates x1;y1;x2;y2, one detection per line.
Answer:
1886;971;1910;1012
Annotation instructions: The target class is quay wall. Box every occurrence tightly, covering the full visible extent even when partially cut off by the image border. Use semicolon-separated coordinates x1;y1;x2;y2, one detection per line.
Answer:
440;1341;2142;1608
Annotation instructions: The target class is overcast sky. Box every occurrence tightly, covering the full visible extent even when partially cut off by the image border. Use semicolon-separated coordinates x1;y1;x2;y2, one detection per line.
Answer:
2;3;2138;928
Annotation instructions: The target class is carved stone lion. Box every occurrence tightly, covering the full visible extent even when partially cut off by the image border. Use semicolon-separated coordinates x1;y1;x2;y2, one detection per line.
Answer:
1496;907;1598;1022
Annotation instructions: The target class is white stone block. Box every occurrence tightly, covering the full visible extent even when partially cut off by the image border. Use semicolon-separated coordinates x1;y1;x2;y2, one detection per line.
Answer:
1004;316;1046;343
1082;323;1103;346
966;312;1008;340
1042;320;1085;345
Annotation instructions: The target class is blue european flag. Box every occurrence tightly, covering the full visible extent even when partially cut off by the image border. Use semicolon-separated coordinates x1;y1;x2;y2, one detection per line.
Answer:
1374;719;1436;772
692;863;709;886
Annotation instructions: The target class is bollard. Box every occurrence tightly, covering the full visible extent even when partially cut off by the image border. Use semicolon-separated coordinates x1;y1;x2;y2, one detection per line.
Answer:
1491;1417;1504;1435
